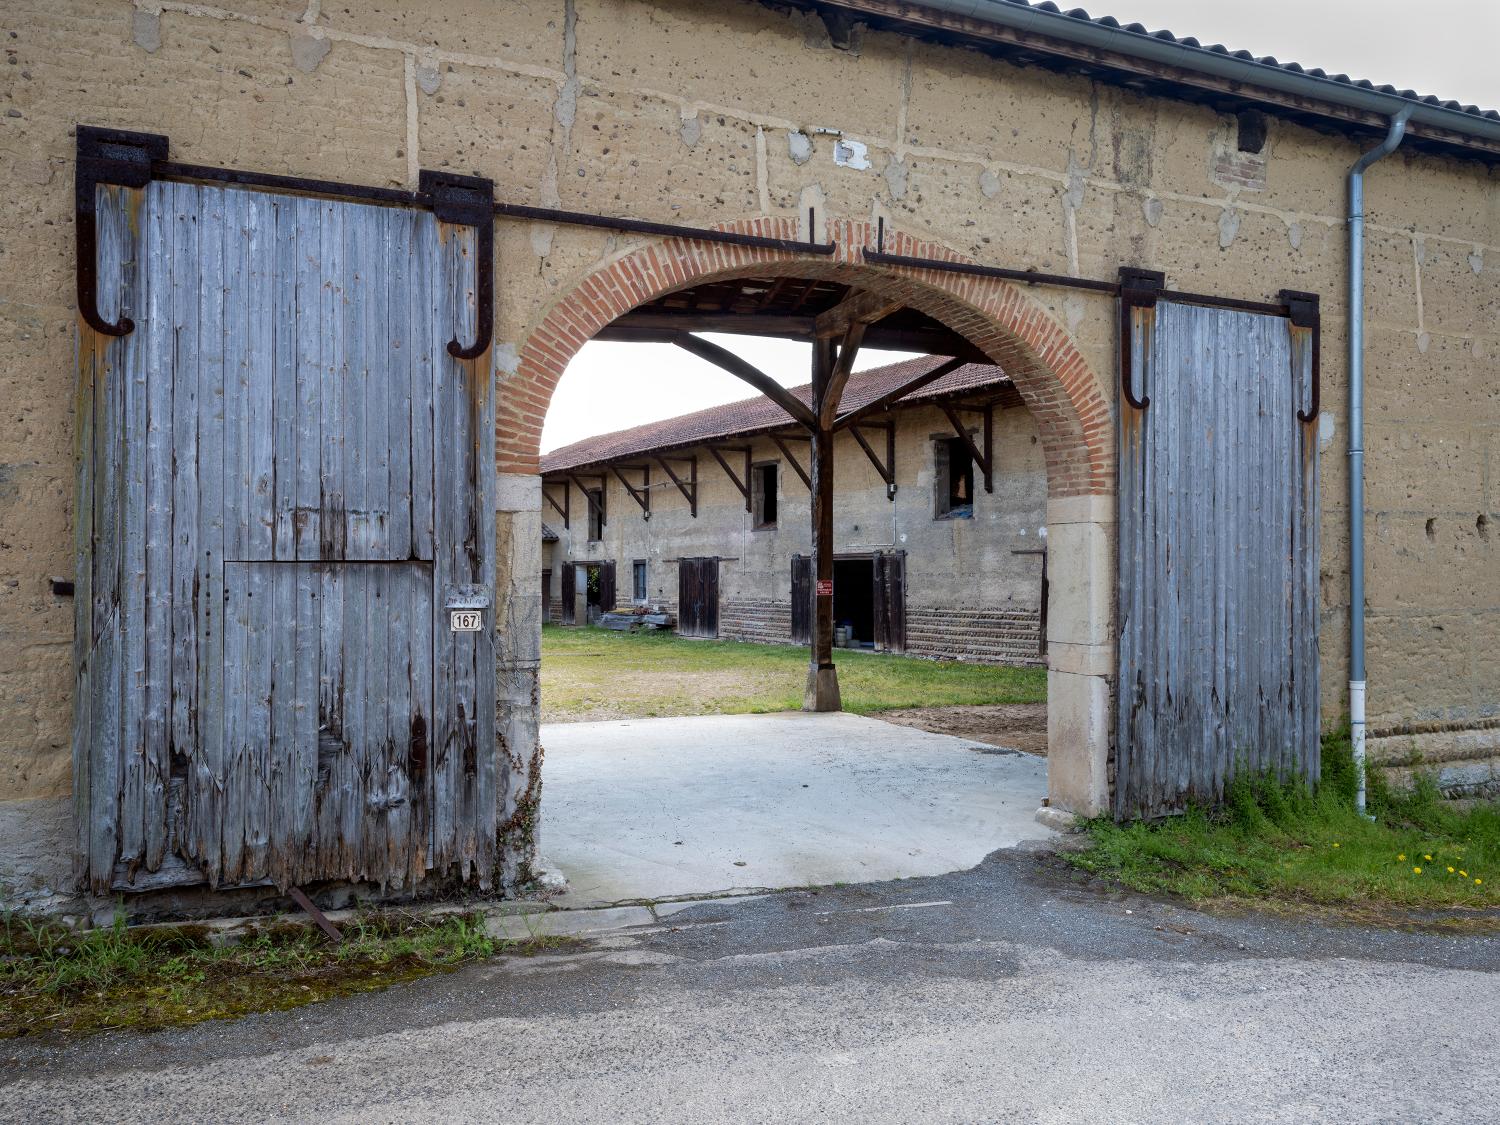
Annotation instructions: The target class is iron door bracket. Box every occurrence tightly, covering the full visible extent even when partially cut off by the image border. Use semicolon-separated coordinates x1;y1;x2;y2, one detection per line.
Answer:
1118;267;1166;411
1279;289;1322;422
75;127;169;337
420;169;495;360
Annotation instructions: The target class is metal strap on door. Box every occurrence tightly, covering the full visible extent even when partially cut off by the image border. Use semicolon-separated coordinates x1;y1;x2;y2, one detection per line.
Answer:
1115;277;1321;819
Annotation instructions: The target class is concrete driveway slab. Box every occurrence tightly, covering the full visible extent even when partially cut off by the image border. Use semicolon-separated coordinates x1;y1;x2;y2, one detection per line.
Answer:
538;711;1050;907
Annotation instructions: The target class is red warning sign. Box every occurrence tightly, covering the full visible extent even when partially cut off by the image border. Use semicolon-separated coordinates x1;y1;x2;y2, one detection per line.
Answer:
815;579;833;597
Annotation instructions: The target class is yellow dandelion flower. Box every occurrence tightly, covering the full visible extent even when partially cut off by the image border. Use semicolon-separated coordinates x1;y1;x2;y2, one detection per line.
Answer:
1460;870;1468;877
1477;879;1484;886
1449;866;1456;873
1413;867;1423;874
1332;842;1341;848
1424;854;1433;862
1398;854;1406;861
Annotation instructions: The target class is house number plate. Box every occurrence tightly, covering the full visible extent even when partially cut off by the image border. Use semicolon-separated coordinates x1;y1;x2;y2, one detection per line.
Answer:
449;609;483;632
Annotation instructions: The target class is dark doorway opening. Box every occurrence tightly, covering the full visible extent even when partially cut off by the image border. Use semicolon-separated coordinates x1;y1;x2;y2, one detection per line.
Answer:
833;557;876;648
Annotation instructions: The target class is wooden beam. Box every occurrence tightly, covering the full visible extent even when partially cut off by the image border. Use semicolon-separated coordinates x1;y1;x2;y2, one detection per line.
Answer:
849;420;897;499
654;454;698;517
597;311;990;362
543;481;569;528
707;445;752;512
939;403;994;494
610;463;650;517
671;333;817;430
832;357;968;431
818;322;867;430
813;288;905;338
771;432;811;489
806;335;841;712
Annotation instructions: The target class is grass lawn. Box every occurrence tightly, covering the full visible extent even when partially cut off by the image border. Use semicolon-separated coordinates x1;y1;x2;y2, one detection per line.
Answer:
0;911;564;1038
1066;729;1500;923
540;624;1047;722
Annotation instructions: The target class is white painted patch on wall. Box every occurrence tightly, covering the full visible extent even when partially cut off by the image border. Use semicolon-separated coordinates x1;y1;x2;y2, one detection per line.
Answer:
1142;197;1163;228
979;169;1001;199
290;29;331;73
679;114;702;148
1318;411;1337;452
788;131;814;166
1417;332;1431;354
1470;248;1485;274
1218;208;1241;249
416;61;442;95
833;138;870;170
1288;222;1303;250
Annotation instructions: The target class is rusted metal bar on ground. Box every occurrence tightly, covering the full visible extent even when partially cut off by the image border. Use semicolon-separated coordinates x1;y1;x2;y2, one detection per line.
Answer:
288;886;343;943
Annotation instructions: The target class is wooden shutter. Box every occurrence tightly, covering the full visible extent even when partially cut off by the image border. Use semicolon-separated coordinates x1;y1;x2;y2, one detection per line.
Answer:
599;560;616;612
874;551;907;653
790;555;812;646
703;558;720;638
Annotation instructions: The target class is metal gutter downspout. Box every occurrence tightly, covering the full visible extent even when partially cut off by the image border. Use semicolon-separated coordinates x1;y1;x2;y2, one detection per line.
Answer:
1348;106;1413;816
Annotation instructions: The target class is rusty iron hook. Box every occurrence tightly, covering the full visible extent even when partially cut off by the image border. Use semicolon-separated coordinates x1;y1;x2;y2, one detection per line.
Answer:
75;127;168;338
421;170;496;360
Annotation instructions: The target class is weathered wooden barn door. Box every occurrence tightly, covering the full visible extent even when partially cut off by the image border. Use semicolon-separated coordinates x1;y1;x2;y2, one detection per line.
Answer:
598;560;617;613
1116;299;1319;819
873;551;907;654
790;555;812;646
75;180;496;893
677;558;719;639
560;563;577;625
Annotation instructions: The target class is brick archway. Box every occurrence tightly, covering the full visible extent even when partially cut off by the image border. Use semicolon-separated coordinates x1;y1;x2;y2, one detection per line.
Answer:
500;219;1112;499
507;218;1116;816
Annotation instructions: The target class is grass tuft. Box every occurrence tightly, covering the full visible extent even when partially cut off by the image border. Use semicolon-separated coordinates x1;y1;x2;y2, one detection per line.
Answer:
540;624;1046;721
0;910;566;1039
1067;725;1500;918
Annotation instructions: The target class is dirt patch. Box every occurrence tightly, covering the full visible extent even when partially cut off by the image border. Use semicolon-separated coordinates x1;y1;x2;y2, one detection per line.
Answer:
876;704;1048;755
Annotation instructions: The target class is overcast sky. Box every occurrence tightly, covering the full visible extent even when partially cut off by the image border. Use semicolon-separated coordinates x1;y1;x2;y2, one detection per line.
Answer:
541;0;1499;454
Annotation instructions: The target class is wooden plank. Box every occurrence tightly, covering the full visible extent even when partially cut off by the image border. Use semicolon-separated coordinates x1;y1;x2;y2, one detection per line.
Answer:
72;233;99;888
141;181;174;870
291;561;320;882
293;197;323;561
272;198;300;559
169;182;202;781
363;208;392;560
192;185;228;882
387;209;415;561
118;181;150;874
409;212;436;563
318;199;346;561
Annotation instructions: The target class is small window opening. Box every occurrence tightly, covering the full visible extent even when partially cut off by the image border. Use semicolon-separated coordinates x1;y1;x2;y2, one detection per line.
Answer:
1236;109;1268;154
752;463;778;528
936;437;974;520
587;487;605;542
632;559;648;603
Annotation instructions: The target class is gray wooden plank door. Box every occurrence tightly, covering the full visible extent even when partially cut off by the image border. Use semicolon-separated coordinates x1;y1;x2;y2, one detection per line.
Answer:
75;181;496;893
1115;300;1319;819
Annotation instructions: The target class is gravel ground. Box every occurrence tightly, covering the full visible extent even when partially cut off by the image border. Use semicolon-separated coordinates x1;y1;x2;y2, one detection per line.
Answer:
878;702;1049;755
3;846;1495;1123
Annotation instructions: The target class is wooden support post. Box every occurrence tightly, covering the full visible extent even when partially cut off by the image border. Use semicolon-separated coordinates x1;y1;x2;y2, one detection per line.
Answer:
805;336;841;712
655;455;698;517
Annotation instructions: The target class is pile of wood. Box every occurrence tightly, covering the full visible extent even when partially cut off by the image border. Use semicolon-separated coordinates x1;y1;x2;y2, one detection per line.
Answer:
598;606;676;632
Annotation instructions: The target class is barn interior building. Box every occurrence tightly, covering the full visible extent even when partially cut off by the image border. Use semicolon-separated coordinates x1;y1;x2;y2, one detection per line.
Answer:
542;352;1048;665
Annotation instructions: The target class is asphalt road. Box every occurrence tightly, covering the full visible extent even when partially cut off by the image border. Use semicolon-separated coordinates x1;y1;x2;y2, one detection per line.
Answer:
4;846;1497;1124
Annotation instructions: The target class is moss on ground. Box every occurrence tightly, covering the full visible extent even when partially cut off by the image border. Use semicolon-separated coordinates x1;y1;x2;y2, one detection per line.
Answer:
1067;728;1500;925
0;910;568;1039
540;624;1046;722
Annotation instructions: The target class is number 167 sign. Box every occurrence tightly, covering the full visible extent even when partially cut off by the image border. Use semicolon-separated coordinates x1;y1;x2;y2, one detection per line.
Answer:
449;609;483;632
